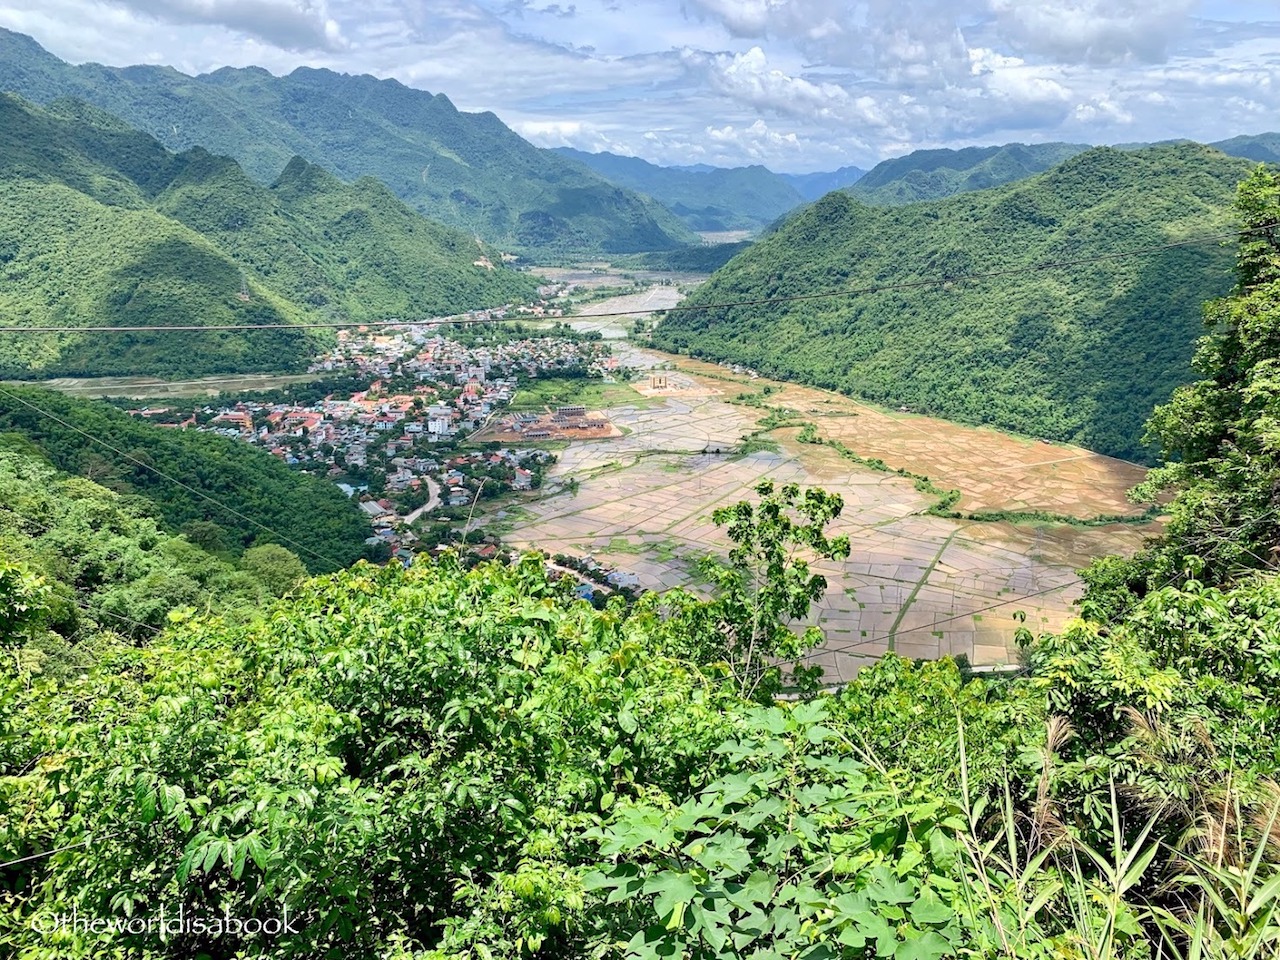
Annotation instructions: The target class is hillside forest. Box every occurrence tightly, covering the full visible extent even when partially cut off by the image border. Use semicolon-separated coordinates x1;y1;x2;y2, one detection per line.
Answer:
654;144;1254;462
0;94;540;379
0;169;1279;960
0;29;696;259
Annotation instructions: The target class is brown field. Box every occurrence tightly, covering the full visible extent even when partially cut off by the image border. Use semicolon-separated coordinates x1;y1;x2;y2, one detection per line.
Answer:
475;411;622;443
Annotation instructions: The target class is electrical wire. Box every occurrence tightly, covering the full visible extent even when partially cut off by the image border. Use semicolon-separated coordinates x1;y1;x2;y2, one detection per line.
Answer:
0;227;1260;335
0;386;350;574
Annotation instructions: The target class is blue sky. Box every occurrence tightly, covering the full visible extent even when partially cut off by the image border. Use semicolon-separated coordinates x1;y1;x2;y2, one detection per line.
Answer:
1;0;1277;172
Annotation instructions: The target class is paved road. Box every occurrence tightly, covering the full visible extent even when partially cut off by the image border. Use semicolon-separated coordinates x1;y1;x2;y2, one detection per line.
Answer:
403;476;441;525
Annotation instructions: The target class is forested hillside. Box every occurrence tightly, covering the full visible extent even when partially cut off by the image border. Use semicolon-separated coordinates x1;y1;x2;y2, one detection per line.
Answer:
0;94;537;378
655;144;1254;460
1211;131;1280;165
0;445;305;652
0;29;696;258
0;387;374;571
847;142;1090;205
554;148;806;232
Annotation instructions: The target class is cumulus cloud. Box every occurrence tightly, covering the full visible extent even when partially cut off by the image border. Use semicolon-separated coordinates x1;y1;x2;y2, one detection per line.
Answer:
705;118;802;159
988;0;1196;64
112;0;344;51
513;118;631;153
688;46;850;118
681;0;969;76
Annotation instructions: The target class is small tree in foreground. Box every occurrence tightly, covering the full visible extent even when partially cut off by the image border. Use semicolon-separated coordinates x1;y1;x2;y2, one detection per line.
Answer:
704;480;850;700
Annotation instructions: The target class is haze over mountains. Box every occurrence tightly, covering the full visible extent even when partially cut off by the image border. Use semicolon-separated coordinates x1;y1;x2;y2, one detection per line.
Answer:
0;28;696;259
4;24;1280;460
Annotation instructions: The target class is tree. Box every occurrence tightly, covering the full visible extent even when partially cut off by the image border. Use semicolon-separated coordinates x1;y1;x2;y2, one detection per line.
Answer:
239;544;309;597
703;481;850;699
1122;166;1280;589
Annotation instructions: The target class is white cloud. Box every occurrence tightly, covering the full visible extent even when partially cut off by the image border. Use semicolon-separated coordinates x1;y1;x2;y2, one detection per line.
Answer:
112;0;345;51
989;0;1197;64
689;46;853;119
1;0;1278;171
1073;94;1134;125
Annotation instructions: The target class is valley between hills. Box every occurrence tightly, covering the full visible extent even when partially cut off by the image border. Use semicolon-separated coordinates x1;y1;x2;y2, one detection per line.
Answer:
469;284;1156;677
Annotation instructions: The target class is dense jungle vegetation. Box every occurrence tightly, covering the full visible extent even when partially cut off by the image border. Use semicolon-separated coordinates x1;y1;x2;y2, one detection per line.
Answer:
654;144;1255;462
0;29;695;259
1;170;1280;960
0;94;538;378
845;143;1091;206
0;387;375;571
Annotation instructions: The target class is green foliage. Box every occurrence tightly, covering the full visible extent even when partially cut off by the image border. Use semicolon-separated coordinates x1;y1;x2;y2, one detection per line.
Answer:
239;544;309;597
586;700;975;960
0;449;279;657
0;94;538;378
0;387;374;572
702;481;850;700
656;144;1255;461
0;556;743;958
0;31;696;258
1117;166;1280;587
555;149;805;232
847;142;1090;206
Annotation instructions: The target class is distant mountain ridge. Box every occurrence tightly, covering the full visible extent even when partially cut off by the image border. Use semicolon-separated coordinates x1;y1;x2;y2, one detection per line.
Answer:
780;166;868;200
654;143;1256;461
0;94;538;378
0;28;696;258
553;148;808;232
846;142;1092;205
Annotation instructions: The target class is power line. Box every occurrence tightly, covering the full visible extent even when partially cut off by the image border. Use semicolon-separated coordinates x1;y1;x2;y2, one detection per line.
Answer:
1;227;1259;335
0;386;349;574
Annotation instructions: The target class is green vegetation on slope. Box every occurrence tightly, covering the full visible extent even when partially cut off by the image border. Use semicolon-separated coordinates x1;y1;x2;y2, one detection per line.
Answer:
0;387;375;572
555;148;806;232
847;141;1091;205
0;94;538;378
0;29;697;258
1210;131;1280;165
0;446;302;652
655;144;1255;461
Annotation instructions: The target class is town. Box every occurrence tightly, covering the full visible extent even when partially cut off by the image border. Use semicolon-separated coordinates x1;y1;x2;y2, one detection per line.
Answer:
127;316;623;563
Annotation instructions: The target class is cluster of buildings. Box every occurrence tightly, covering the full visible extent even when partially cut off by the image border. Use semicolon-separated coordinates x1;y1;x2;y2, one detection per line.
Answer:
130;325;613;559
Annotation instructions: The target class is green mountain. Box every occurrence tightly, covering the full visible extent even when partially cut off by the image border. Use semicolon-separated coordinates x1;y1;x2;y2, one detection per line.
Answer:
0;28;696;258
1211;132;1280;165
0;94;537;378
653;143;1256;461
553;148;807;232
847;142;1091;205
0;386;375;571
780;165;867;200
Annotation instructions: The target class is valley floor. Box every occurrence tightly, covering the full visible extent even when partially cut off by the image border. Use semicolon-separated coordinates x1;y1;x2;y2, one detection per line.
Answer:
483;290;1157;678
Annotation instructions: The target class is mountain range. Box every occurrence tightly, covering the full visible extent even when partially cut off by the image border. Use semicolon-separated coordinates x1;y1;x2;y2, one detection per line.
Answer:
0;28;696;259
0;93;537;378
553;148;811;233
653;143;1255;461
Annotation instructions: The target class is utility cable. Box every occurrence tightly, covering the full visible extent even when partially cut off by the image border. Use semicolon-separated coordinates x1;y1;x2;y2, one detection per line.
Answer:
0;386;349;573
1;227;1261;334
